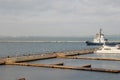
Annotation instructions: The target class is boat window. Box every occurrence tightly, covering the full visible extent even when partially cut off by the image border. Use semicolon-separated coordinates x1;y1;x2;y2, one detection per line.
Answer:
104;48;111;50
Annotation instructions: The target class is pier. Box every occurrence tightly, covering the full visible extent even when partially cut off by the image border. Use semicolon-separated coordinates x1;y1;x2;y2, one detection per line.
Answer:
5;54;57;64
6;62;120;73
1;48;120;73
2;48;94;64
0;60;5;65
60;56;120;61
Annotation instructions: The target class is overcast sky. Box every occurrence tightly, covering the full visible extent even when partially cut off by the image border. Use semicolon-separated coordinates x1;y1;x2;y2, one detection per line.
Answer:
0;0;120;37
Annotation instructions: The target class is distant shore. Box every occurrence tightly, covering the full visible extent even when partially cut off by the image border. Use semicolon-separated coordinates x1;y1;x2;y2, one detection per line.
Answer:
0;40;120;43
0;41;85;43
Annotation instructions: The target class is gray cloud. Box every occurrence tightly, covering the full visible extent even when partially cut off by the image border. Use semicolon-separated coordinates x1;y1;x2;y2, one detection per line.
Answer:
1;0;120;19
0;0;120;36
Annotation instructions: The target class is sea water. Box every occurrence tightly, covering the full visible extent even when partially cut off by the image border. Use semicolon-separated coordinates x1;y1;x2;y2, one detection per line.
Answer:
0;37;120;80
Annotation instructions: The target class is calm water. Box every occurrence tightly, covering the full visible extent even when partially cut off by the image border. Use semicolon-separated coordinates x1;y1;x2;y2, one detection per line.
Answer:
0;37;120;80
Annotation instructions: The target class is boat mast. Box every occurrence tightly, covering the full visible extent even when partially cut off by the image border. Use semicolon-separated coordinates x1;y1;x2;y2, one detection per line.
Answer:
99;28;102;43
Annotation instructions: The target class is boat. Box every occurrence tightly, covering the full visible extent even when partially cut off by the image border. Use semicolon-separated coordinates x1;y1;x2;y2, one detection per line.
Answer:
94;44;120;53
86;29;119;46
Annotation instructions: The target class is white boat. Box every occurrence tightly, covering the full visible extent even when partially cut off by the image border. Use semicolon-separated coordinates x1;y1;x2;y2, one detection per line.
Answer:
94;44;120;53
86;29;119;46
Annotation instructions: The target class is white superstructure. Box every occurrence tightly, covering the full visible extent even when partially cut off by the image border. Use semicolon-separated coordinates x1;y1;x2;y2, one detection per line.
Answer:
94;44;120;53
93;29;107;43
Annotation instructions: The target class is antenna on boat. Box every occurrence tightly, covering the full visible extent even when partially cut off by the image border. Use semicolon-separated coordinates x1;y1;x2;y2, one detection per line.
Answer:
99;28;102;43
100;28;102;36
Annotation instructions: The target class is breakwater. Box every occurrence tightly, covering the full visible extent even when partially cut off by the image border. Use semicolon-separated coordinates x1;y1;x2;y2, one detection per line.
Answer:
60;56;120;61
7;62;120;73
1;48;94;64
1;48;120;73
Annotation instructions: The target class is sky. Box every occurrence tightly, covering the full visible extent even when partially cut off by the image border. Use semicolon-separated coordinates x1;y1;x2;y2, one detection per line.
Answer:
0;0;120;37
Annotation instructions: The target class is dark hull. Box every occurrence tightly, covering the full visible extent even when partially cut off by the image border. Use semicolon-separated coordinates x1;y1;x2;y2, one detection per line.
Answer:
86;41;119;46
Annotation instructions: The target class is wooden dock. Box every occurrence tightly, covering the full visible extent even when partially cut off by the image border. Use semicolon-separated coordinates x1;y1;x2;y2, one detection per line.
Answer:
62;48;94;56
0;61;5;65
7;62;120;73
60;56;120;61
5;54;57;64
2;48;120;73
0;59;5;65
2;48;94;64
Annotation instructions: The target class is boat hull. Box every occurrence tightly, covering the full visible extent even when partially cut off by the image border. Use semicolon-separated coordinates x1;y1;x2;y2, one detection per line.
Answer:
94;50;120;54
86;41;119;46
